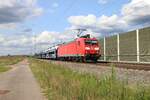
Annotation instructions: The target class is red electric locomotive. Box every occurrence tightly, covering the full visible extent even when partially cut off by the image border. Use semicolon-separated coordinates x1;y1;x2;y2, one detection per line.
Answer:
57;34;101;62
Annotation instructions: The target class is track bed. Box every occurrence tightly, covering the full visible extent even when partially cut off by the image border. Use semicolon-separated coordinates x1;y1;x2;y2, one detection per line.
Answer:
97;61;150;71
41;60;150;85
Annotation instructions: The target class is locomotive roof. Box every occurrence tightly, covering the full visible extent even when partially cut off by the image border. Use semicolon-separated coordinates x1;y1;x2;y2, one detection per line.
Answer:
59;37;97;46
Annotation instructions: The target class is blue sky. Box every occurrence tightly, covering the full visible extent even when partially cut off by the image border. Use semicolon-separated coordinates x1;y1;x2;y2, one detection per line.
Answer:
0;0;149;55
3;0;129;34
26;0;130;33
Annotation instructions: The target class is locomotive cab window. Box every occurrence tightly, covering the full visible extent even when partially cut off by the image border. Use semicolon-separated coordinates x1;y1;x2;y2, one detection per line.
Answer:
85;40;98;45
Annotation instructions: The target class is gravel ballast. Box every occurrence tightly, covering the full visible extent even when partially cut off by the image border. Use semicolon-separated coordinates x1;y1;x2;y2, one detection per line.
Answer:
50;61;150;85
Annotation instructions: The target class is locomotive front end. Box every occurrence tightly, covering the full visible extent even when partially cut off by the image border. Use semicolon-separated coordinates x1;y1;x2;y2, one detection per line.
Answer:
84;38;101;62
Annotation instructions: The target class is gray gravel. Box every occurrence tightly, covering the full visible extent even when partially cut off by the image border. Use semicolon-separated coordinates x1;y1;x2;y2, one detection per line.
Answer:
51;61;150;85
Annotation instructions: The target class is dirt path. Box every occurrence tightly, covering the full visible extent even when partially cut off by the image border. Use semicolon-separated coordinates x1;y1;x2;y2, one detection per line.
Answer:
0;59;45;100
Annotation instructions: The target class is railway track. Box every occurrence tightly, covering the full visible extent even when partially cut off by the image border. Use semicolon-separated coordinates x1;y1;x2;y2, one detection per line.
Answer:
96;61;150;71
74;61;150;71
42;59;150;71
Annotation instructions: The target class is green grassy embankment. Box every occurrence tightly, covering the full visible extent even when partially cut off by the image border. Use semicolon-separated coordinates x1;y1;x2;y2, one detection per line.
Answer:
0;56;24;73
29;58;150;100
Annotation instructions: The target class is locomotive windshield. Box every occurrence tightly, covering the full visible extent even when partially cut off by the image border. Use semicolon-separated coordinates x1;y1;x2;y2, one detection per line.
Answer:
85;40;98;45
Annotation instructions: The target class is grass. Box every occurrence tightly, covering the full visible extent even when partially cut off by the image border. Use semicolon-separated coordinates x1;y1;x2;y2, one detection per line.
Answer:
0;65;11;73
29;58;150;100
0;56;24;73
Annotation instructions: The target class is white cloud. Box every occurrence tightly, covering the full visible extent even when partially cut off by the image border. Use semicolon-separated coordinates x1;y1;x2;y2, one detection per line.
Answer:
68;14;128;35
95;15;127;33
122;0;150;25
52;3;59;8
0;34;34;55
0;0;43;29
36;31;56;44
0;30;77;55
68;14;96;27
36;30;77;45
98;0;110;4
0;35;5;43
68;0;150;35
0;23;17;29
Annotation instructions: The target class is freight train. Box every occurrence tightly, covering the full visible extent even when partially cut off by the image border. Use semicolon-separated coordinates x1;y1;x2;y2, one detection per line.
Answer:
36;34;101;62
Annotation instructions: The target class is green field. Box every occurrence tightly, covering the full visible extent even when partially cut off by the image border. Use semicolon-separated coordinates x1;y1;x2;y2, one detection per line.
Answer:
29;59;150;100
0;56;24;73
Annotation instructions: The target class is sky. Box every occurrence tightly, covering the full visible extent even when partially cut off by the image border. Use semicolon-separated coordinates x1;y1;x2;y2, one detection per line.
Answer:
0;0;150;55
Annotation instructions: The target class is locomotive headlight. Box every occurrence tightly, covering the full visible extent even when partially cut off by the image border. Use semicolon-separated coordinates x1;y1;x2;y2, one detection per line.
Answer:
94;47;99;50
85;47;90;50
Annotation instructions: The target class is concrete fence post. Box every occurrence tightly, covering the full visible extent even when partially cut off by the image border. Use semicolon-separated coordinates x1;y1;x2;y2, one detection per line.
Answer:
104;37;106;61
117;34;120;62
136;29;140;62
